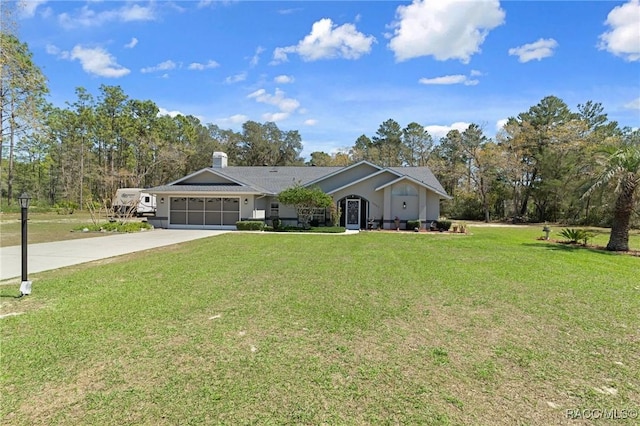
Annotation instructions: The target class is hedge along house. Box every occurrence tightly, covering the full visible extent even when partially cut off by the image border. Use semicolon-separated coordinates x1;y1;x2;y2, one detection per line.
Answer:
147;152;450;231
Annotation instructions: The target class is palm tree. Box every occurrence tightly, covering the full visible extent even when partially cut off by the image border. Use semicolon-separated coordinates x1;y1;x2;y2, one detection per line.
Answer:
586;142;640;251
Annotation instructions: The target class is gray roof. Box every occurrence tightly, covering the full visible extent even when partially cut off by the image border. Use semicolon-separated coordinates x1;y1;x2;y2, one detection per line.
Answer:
148;163;449;198
215;166;344;194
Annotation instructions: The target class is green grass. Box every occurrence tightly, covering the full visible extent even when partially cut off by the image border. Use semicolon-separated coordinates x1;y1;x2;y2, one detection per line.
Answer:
1;227;639;425
0;212;148;247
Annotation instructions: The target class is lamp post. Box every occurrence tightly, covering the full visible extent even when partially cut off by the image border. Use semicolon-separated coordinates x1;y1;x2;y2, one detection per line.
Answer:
18;192;32;297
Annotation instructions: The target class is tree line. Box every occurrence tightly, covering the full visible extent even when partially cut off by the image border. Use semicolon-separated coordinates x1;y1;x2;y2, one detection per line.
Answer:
2;29;639;243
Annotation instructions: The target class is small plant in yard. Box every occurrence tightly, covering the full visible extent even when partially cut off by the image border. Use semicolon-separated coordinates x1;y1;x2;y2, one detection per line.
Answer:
407;219;421;231
436;220;452;232
559;228;596;245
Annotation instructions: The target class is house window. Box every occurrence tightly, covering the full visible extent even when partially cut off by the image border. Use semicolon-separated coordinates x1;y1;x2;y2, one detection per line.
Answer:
392;183;418;196
270;202;279;218
311;208;326;224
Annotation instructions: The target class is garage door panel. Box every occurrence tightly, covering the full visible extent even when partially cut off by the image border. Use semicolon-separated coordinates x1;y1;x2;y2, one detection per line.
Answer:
170;196;239;227
205;212;221;225
171;211;186;224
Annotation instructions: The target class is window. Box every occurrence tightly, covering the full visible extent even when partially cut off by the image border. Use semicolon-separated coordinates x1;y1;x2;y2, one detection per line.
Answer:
311;208;326;224
392;183;418;196
270;202;279;218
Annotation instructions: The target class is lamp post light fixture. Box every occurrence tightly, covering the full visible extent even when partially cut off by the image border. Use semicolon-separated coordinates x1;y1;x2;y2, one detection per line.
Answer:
18;192;32;297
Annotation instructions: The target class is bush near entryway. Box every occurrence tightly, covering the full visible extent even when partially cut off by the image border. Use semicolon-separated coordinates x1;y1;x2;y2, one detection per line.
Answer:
235;221;265;231
407;219;421;230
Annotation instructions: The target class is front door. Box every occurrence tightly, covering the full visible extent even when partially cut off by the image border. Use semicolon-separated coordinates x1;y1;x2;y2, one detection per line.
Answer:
346;198;360;230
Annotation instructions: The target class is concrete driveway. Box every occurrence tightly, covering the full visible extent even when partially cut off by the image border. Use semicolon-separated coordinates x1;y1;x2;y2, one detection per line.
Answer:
0;229;228;282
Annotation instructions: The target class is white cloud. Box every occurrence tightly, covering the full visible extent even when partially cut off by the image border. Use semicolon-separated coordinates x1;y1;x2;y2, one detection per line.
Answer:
496;118;509;131
58;3;156;29
158;107;184;118
470;69;483;77
598;0;640;61
508;38;558;63
18;0;47;18
69;45;130;78
248;88;301;122
225;72;247;84
304;119;318;126
197;0;217;8
272;18;376;63
624;97;640;110
141;60;177;74
120;4;155;22
278;8;302;15
45;44;60;55
248;88;300;112
250;46;265;67
188;60;220;70
425;122;470;139
419;74;479;86
218;114;250;125
388;0;505;63
263;112;290;122
124;38;138;49
274;75;294;84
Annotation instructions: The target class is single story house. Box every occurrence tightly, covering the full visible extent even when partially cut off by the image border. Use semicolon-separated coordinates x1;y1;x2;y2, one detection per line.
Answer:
147;152;451;230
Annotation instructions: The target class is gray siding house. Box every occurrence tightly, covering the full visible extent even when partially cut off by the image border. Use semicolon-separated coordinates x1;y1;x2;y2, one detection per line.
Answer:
147;152;450;230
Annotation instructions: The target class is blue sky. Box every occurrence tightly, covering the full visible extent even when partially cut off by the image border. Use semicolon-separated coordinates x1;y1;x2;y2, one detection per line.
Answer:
14;0;640;158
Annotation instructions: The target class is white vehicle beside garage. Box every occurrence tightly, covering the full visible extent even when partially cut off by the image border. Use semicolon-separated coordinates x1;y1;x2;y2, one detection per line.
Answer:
112;188;156;217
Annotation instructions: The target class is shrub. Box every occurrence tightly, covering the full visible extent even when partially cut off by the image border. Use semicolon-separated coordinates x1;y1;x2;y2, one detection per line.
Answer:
436;220;452;231
74;222;153;233
559;228;595;245
271;217;281;230
310;218;319;227
235;221;265;231
329;204;341;227
55;201;78;215
407;219;421;230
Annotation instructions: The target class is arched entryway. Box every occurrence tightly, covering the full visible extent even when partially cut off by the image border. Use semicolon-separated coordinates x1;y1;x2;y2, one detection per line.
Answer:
338;195;370;230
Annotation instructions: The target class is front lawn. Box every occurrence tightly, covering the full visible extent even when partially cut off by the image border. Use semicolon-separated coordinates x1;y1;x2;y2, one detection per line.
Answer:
1;227;638;425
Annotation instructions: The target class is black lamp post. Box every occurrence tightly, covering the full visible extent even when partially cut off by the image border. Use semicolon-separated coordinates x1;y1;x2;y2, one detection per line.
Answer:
18;192;32;297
